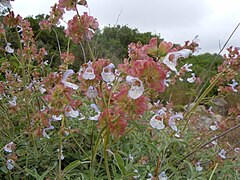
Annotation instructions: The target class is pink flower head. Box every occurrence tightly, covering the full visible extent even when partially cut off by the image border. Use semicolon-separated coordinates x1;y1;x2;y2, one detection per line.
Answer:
61;69;79;90
126;76;144;99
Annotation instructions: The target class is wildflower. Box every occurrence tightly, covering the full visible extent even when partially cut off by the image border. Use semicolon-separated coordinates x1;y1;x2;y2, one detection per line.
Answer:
6;159;14;170
57;146;64;160
163;49;192;74
4;142;15;153
210;121;219;131
169;113;183;131
42;125;54;139
187;73;196;83
9;96;17;107
5;43;14;53
65;105;79;118
164;79;171;87
61;69;79;90
126;76;144;99
159;171;168;180
82;61;95;80
0;0;12;9
101;63;115;83
89;103;101;121
150;115;165;130
195;161;203;172
39;85;46;94
228;79;238;92
86;86;98;98
218;149;227;159
52;114;63;121
133;169;140;179
182;63;193;72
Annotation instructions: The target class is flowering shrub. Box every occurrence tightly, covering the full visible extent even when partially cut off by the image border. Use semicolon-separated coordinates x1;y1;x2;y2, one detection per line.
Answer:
0;0;239;179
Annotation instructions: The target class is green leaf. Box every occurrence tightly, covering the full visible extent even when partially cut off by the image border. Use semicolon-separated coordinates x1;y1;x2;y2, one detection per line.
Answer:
114;153;125;175
63;160;81;175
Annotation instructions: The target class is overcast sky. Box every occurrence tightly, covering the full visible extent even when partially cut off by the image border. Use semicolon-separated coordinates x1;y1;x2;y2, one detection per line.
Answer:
11;0;240;54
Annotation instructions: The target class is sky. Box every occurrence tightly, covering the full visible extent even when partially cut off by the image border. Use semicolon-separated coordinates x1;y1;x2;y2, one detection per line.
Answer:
10;0;240;54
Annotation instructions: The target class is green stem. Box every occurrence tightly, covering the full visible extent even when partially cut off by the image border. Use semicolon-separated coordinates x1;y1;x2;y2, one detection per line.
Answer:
104;130;111;180
90;125;107;179
57;115;65;179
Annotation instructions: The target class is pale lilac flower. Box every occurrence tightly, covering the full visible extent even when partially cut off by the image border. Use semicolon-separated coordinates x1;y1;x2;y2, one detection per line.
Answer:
150;115;165;130
234;148;240;153
65;105;79;118
133;169;140;179
157;107;167;116
218;149;227;159
86;86;98;98
182;63;193;72
195;161;203;172
159;171;168;180
39;85;46;94
42;125;54;139
52;114;63;121
208;106;214;115
9;96;17;107
228;79;238;92
179;77;184;81
0;0;12;9
163;49;192;74
126;76;144;99
210;121;219;131
61;69;79;90
78;113;85;120
187;73;196;83
164;79;171;87
5;43;14;53
89;103;101;121
6;159;14;170
101;63;115;83
4;142;15;153
169;114;183;132
82;61;95;80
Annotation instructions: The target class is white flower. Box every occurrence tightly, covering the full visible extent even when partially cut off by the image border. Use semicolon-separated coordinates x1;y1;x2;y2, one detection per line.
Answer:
86;86;98;98
101;63;115;83
159;171;168;180
187;73;196;83
78;113;86;120
61;69;79;90
0;0;12;9
9;96;17;107
39;85;46;94
164;79;171;87
163;49;192;74
228;79;238;92
57;146;64;160
65;105;79;118
150;115;165;130
42;125;54;139
126;76;144;99
4;142;15;153
6;159;14;170
195;161;203;172
89;103;101;121
182;63;193;72
169;114;183;132
52;114;63;121
218;149;227;159
133;169;140;179
82;61;95;80
210;121;219;131
5;43;14;53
